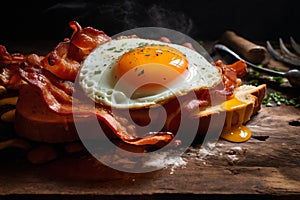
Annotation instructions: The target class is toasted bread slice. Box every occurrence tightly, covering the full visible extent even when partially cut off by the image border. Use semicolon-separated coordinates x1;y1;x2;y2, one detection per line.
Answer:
198;84;266;131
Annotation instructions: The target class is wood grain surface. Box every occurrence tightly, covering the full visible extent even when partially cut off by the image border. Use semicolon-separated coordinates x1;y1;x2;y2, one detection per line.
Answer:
0;41;299;200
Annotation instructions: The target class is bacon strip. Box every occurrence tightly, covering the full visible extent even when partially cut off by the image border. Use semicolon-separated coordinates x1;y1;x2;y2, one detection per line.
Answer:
0;65;22;89
40;21;110;81
0;45;25;66
19;67;73;112
42;69;74;96
0;45;25;89
69;21;111;54
41;41;81;81
214;59;247;97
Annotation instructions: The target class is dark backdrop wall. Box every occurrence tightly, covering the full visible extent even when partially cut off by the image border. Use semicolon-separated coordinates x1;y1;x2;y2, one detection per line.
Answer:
0;0;299;42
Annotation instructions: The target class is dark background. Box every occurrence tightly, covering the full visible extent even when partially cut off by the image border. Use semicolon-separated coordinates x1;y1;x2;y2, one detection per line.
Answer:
0;0;299;43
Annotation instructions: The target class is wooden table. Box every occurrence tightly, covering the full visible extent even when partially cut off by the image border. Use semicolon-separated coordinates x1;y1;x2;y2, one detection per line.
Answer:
0;41;300;200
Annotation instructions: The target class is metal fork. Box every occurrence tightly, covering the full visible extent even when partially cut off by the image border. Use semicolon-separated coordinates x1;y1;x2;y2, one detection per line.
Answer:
266;37;300;67
214;44;300;88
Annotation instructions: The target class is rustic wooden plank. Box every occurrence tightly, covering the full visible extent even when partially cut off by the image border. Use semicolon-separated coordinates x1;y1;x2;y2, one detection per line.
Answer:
0;41;300;200
0;105;299;197
1;155;300;197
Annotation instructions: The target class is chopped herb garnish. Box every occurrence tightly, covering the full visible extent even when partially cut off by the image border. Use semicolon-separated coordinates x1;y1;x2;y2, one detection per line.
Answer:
247;70;261;78
114;48;124;53
94;70;102;75
248;79;260;86
107;47;116;51
268;76;285;84
138;42;148;48
257;64;264;68
137;69;145;76
121;43;127;47
274;68;282;72
265;102;274;107
262;91;300;108
145;54;151;56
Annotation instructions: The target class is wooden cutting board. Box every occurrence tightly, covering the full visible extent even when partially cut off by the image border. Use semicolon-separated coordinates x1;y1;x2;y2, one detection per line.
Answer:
0;41;300;200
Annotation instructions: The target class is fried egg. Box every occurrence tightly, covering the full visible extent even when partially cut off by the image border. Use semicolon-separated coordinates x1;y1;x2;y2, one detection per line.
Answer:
79;38;222;109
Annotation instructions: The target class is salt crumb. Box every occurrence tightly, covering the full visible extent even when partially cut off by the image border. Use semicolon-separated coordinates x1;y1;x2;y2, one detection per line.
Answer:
143;152;187;171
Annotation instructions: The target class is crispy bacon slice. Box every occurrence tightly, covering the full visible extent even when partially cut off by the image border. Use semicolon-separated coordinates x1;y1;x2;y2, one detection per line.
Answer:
19;67;74;112
0;45;23;89
0;45;25;66
40;41;81;82
41;21;110;81
0;45;44;89
214;59;247;97
0;65;22;89
69;21;111;55
222;59;247;78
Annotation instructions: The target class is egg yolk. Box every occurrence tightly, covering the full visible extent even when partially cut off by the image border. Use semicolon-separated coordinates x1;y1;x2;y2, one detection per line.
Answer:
115;45;188;97
221;97;248;111
220;125;252;143
220;97;252;142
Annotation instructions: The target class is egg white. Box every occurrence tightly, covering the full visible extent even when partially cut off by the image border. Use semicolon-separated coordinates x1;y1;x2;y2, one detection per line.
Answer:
79;38;222;109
